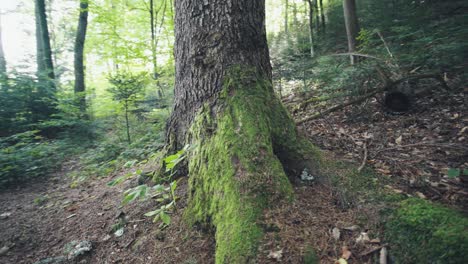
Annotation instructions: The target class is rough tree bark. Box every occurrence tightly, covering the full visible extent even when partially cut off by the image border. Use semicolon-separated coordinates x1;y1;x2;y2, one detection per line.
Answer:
166;1;320;262
343;0;360;64
74;0;89;112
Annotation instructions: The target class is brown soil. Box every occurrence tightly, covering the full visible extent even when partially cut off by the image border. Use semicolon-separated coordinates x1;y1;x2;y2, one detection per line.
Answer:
0;160;384;264
0;165;214;264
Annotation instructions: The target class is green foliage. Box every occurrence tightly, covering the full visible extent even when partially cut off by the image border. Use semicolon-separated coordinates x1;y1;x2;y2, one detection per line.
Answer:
270;0;467;103
303;245;319;264
385;198;468;264
108;71;147;144
108;72;146;103
0;73;55;136
0;130;86;187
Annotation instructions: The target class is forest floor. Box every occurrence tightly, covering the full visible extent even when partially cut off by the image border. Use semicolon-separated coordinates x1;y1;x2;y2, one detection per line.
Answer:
296;87;467;210
0;85;466;264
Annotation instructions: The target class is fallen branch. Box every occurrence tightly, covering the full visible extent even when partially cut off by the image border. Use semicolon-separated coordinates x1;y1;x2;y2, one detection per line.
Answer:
330;52;383;60
296;89;381;125
295;73;450;125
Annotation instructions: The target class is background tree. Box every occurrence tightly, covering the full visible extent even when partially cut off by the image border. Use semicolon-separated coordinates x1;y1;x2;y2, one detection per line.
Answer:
108;72;146;144
34;0;56;120
167;0;319;262
0;13;6;82
74;0;89;112
343;0;360;64
306;0;316;57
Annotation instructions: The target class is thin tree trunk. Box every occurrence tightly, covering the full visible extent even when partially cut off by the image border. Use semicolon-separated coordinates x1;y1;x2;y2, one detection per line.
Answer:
0;13;7;81
149;0;167;98
35;0;55;83
167;1;320;262
306;0;315;57
35;1;46;77
314;0;320;32
124;102;131;144
284;0;289;35
343;0;360;64
150;0;157;78
34;0;56;121
74;0;89;112
319;0;326;32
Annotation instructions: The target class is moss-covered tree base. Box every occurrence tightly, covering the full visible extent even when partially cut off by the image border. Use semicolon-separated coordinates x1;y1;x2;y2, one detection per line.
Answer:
183;69;321;263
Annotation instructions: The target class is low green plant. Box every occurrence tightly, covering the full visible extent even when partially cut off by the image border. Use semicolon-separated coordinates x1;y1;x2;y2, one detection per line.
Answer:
108;146;188;227
385;198;468;264
303;245;319;264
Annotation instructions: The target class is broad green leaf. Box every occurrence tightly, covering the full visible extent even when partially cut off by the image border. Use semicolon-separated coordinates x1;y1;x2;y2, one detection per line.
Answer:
122;192;138;205
447;168;460;178
170;180;177;194
160;211;171;225
144;209;161;217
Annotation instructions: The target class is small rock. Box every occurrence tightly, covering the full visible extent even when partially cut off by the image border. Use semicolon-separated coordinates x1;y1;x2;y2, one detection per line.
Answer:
64;240;92;260
0;246;9;255
300;168;315;182
0;212;12;219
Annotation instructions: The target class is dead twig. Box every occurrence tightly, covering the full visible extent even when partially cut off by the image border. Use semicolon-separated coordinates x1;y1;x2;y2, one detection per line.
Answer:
296;73;450;124
359;245;386;257
358;143;368;172
374;142;468;156
330;52;383;60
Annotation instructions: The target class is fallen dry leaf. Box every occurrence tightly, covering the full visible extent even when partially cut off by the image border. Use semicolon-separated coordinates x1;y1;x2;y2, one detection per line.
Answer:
341;246;352;259
267;249;283;261
395;135;403;145
356;232;370;244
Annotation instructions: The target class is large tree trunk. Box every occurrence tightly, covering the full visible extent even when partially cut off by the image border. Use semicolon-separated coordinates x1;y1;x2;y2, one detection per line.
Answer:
74;0;89;112
167;1;320;262
343;0;360;64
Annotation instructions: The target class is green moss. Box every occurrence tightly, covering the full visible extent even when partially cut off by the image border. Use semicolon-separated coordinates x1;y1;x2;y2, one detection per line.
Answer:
184;67;319;263
386;198;468;264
